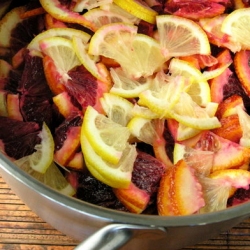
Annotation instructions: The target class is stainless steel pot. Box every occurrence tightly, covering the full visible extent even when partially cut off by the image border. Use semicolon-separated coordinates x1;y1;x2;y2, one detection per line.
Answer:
1;153;250;250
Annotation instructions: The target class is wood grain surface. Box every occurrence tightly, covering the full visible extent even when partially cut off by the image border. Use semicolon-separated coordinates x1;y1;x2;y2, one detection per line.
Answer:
1;175;250;250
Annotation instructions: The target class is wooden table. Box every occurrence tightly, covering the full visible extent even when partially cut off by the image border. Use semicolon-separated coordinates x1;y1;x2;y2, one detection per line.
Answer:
1;175;250;250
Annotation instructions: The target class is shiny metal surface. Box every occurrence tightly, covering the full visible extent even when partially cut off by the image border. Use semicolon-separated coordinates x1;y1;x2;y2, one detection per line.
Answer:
1;153;250;250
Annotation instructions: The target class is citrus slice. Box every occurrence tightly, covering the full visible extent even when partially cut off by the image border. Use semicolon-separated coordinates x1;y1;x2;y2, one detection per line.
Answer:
13;122;55;174
100;93;134;126
72;36;111;84
236;106;250;148
131;104;159;119
39;37;81;84
113;0;157;24
83;7;135;31
127;116;157;145
138;72;186;118
89;23;165;78
73;0;112;12
0;6;26;48
81;133;137;188
169;93;221;130
109;67;151;98
28;27;91;54
82;105;131;164
221;8;250;50
15;159;75;196
168;58;211;107
100;2;140;24
39;0;94;30
156;15;211;58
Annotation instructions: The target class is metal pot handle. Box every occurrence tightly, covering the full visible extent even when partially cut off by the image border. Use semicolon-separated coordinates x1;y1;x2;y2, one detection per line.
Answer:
74;223;166;250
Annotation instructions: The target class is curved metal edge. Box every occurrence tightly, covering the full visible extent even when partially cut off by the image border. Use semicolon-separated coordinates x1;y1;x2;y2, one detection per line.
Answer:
74;223;166;250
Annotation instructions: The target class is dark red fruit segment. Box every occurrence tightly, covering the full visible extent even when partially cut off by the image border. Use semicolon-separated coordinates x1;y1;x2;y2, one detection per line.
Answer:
132;151;165;198
164;1;227;20
65;65;98;110
66;171;128;211
0;116;41;159
18;54;55;127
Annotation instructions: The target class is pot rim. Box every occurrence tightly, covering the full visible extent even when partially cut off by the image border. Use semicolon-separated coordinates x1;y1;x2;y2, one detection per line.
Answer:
1;153;250;227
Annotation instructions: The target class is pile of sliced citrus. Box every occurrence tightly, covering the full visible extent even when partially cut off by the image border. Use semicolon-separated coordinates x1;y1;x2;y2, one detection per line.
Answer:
2;0;250;215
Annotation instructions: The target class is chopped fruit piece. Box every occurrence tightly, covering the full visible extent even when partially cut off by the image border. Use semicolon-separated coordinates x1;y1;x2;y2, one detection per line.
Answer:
194;131;250;172
28;27;91;54
40;37;81;84
236;106;250;148
100;93;134;126
221;8;250;50
169;93;221;130
6;93;23;121
110;67;151;98
164;1;227;20
158;160;205;216
199;14;241;52
53;92;80;118
39;0;94;30
82;105;130;164
138;72;186;117
127;117;157;145
20;7;46;19
113;183;150;214
113;0;158;24
0;59;12;77
81;134;137;188
131;104;159;119
0;90;8;117
67;152;85;171
83;7;135;31
72;36;111;85
215;95;244;119
73;0;113;12
152;119;174;169
156;15;211;58
201;169;250;213
0;6;26;48
15;122;55;174
15;160;75;196
234;50;250;97
54;126;81;166
54;115;82;166
212;114;242;143
89;23;165;78
168;58;211;107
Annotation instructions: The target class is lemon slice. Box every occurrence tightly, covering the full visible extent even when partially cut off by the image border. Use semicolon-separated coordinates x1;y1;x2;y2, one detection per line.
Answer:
83;7;135;31
100;93;134;126
138;72;186;117
236;106;250;148
131;104;159;119
169;58;211;107
100;2;140;24
39;36;81;82
169;93;221;130
113;0;157;24
27;27;91;55
39;0;93;30
81;134;137;188
13;123;54;174
127;116;157;145
110;67;151;98
15;159;75;196
72;36;111;84
89;23;165;78
221;8;250;50
156;15;211;58
82;105;131;164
